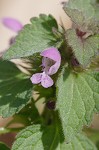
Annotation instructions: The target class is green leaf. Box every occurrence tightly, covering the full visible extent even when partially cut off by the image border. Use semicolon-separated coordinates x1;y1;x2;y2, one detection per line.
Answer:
42;117;97;150
64;0;94;19
0;60;32;117
64;0;99;34
12;123;97;150
4;14;62;60
12;125;43;150
66;29;99;66
0;142;10;150
56;68;99;141
66;133;97;150
92;1;99;19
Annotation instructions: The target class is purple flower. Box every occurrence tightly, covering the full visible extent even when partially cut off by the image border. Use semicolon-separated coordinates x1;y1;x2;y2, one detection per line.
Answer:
30;47;61;88
0;18;23;57
2;18;23;32
2;18;23;45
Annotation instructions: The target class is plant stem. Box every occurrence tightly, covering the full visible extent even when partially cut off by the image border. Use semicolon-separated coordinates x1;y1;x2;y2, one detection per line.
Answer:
0;127;23;135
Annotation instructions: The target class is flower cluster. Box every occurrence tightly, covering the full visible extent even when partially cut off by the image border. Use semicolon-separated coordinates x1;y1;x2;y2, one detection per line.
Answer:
30;47;61;88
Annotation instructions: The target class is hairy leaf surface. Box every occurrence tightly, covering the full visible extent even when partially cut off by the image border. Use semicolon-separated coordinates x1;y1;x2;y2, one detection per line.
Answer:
56;68;99;140
4;14;62;59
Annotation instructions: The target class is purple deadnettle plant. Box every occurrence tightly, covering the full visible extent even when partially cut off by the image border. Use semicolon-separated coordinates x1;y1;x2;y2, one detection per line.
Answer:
1;1;99;149
30;47;61;88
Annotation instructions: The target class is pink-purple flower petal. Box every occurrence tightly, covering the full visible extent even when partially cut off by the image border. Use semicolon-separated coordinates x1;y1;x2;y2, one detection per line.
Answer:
48;61;61;75
30;73;42;84
2;18;23;32
41;47;61;75
40;47;61;62
41;72;54;88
